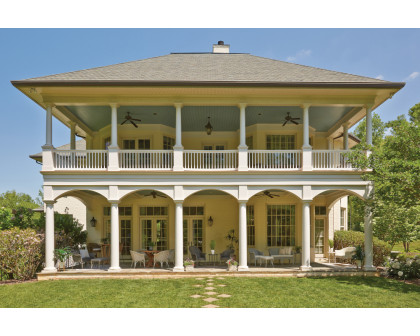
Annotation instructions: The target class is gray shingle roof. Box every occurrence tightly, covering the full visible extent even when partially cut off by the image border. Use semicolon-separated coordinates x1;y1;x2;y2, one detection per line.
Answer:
30;139;86;161
17;53;391;84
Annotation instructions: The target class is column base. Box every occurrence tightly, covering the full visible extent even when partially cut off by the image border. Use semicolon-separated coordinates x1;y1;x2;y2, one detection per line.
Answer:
362;265;377;271
108;267;121;272
173;166;184;171
238;266;249;271
299;265;313;271
173;266;185;272
41;267;57;273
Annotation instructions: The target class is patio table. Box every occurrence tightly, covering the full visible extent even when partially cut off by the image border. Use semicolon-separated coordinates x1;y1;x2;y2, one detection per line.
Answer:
144;250;160;267
207;253;219;266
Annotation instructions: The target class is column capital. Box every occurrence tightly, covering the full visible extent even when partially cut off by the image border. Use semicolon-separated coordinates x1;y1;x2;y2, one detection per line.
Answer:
174;102;183;108
238;200;247;206
109;103;119;109
364;103;374;111
237;103;247;109
45;103;55;109
44;200;56;206
109;200;120;205
174;200;184;205
300;103;311;109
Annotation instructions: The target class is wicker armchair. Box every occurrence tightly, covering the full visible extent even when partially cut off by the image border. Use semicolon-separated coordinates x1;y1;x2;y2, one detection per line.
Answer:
153;250;171;268
248;248;264;266
189;246;206;265
168;249;175;265
220;249;234;263
130;250;146;268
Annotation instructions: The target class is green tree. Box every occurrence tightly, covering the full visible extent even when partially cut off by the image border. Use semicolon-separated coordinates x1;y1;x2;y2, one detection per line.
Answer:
348;104;420;251
0;190;41;209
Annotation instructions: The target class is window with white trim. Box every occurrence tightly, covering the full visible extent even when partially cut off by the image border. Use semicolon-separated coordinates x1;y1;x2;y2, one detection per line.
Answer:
267;205;295;246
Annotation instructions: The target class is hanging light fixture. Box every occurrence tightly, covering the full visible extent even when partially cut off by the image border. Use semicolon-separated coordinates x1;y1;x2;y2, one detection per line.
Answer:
90;217;97;227
208;216;214;226
205;116;213;135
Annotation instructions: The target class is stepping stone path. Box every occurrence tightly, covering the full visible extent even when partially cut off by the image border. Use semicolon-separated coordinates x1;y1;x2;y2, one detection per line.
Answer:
187;275;232;308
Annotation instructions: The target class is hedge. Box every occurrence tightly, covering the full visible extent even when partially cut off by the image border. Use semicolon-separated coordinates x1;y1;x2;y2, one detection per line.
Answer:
334;230;391;266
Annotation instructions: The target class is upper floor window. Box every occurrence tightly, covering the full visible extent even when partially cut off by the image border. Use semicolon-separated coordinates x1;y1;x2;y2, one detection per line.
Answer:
266;135;295;150
123;140;135;149
163;136;175;150
246;136;254;149
340;208;346;230
315;206;327;216
138;139;151;150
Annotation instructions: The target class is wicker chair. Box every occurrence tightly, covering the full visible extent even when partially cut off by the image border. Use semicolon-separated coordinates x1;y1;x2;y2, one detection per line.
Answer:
153;250;171;268
189;246;206;265
248;248;265;266
220;249;235;263
130;250;146;268
168;249;175;265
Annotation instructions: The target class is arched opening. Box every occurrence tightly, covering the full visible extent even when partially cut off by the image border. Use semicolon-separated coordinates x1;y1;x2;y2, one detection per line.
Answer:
184;189;239;262
247;189;302;265
311;189;366;263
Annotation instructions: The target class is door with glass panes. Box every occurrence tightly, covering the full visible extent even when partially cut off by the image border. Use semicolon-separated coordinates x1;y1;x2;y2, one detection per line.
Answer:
203;145;225;169
183;206;204;255
103;207;132;257
139;206;168;251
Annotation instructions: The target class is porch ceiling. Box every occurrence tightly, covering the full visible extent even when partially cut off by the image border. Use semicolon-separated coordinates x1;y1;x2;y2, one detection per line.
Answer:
65;105;356;132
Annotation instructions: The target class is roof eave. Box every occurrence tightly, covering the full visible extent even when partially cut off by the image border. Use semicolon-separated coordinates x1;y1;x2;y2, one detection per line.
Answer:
11;80;406;89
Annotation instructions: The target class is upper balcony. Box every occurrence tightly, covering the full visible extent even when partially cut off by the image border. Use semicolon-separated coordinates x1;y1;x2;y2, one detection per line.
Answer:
35;104;368;174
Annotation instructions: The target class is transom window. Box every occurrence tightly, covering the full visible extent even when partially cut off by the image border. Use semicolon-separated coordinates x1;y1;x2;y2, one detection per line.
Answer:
266;135;295;150
140;207;168;216
163;136;175;150
267;205;295;247
103;206;132;216
183;206;204;216
247;205;255;246
315;206;327;216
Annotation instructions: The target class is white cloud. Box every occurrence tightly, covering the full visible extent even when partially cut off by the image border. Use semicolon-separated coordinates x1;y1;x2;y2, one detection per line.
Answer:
376;75;384;80
405;71;419;81
286;49;312;62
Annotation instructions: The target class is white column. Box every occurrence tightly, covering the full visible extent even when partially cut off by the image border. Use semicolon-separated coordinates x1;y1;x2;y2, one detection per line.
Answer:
301;104;312;171
42;201;56;272
366;105;373;147
343;124;349;150
300;200;312;271
70;122;76;150
363;205;376;271
238;200;248;271
109;202;121;271
110;104;118;148
238;103;248;171
174;201;184;272
327;137;333;150
173;103;184;171
45;104;53;147
108;104;120;171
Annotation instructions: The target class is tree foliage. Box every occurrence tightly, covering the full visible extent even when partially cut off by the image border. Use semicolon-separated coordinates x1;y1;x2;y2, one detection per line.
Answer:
0;190;41;210
348;104;420;251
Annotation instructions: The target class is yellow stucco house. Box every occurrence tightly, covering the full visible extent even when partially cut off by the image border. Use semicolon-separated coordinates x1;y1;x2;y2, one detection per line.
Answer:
13;41;404;273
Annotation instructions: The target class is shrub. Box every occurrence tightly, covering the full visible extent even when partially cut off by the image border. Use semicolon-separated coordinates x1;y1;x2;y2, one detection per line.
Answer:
387;255;420;280
0;227;44;280
334;230;391;266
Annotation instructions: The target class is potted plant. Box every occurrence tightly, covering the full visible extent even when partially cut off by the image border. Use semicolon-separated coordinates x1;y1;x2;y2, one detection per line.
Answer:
184;258;195;272
148;240;156;251
352;245;365;269
54;247;71;271
328;239;334;251
210;240;216;254
226;258;238;271
225;229;238;252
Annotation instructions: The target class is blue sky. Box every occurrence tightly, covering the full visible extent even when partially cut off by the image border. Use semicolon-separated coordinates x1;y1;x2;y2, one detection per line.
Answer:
0;28;419;199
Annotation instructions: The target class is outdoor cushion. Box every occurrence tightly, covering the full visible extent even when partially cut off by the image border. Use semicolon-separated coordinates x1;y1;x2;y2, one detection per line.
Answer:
279;247;293;255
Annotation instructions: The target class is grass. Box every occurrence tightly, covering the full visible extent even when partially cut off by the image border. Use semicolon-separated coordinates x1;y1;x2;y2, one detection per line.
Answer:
1;276;419;308
393;240;420;256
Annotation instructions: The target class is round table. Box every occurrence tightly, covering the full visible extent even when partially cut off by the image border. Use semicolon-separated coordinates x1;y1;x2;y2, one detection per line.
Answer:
143;250;160;268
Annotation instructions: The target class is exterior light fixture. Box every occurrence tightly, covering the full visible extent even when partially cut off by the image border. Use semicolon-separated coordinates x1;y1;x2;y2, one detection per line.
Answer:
205;117;213;135
90;217;97;227
208;216;214;226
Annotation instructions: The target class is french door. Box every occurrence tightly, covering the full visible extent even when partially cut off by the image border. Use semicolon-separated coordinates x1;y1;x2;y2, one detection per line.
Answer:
140;218;168;251
314;218;325;255
183;218;204;255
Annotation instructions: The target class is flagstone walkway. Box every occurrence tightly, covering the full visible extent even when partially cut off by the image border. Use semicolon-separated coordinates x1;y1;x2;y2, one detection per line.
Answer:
189;276;231;308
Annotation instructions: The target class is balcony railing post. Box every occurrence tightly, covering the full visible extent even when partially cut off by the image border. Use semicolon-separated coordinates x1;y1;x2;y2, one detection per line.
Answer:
41;145;55;171
108;148;120;171
238;148;248;171
301;148;313;171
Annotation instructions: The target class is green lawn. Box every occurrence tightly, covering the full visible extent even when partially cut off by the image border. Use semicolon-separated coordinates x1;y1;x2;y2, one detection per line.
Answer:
393;240;420;256
0;276;419;308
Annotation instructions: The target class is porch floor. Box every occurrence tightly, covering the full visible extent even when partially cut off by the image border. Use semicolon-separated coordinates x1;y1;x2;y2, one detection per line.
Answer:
37;262;379;280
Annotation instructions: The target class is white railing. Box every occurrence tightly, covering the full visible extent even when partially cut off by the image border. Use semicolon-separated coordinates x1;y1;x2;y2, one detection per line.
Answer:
183;150;238;170
312;150;353;169
248;150;302;170
119;150;173;170
54;150;108;170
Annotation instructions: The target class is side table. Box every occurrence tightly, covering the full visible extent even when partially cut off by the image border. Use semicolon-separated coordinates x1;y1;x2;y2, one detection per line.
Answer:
207;253;219;266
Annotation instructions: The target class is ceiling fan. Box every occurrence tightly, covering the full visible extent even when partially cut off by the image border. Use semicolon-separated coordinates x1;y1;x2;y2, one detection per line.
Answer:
256;191;283;198
282;112;300;126
121;112;141;128
142;191;167;199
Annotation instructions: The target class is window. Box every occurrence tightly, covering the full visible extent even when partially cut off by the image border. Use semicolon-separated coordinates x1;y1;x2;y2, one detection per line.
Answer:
315;206;327;216
123;140;135;149
340;208;346;231
184;207;205;253
120;219;132;255
138;139;151;150
103;206;132;216
315;218;325;254
267;205;295;247
266;135;295;150
246;136;254;150
139;206;169;251
183;206;204;216
247;205;255;246
163;136;175;150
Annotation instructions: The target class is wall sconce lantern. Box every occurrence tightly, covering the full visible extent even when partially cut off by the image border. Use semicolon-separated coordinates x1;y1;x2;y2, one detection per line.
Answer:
208;216;214;226
90;217;97;227
205;117;213;135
